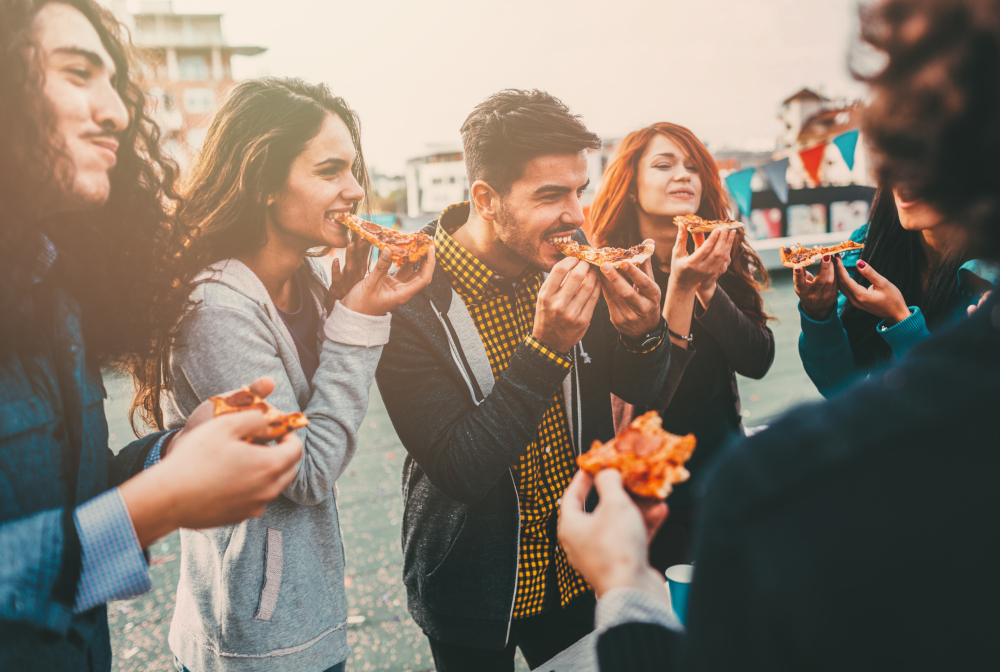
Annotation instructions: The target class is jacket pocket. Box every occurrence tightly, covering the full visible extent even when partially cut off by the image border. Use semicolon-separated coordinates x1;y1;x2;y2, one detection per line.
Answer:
254;528;283;621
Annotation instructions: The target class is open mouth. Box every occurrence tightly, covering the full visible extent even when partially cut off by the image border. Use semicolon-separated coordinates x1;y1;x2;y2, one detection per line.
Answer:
670;189;695;197
325;210;351;227
547;233;576;245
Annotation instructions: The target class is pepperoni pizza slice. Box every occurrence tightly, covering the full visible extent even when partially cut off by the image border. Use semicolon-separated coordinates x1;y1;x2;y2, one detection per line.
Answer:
779;240;865;269
577;411;696;499
210;387;309;444
334;212;434;266
674;214;744;248
548;236;654;269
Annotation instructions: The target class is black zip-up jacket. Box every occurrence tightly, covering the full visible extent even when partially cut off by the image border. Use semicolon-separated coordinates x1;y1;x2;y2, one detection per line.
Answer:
375;222;671;651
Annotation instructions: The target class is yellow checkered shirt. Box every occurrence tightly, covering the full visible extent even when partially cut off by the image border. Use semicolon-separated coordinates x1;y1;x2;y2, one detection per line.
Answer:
435;203;590;618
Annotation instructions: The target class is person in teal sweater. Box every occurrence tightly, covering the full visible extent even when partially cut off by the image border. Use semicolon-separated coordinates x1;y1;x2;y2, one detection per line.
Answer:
794;185;998;398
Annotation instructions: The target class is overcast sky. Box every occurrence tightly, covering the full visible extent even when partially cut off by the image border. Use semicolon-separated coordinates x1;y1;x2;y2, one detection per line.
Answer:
127;0;870;175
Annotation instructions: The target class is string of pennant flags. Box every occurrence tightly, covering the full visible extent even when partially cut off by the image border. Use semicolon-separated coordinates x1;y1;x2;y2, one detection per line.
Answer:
723;128;860;217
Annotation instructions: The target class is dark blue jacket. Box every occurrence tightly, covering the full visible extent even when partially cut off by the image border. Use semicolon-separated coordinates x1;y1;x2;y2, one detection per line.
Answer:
0;279;165;671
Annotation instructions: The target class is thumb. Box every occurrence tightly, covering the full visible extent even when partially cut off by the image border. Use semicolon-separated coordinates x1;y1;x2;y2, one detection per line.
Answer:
247;376;275;400
674;224;689;256
592;469;632;506
210;409;269;441
368;247;393;282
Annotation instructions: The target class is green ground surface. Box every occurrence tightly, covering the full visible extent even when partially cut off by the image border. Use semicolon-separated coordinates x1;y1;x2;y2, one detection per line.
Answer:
103;271;818;672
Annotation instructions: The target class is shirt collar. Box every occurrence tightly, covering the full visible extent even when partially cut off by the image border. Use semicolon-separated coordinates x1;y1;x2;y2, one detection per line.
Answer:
435;202;541;302
959;258;1000;288
33;234;58;284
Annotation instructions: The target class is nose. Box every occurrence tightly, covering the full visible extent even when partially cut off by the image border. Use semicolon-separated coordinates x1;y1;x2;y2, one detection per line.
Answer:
565;191;586;227
342;170;366;204
95;78;128;134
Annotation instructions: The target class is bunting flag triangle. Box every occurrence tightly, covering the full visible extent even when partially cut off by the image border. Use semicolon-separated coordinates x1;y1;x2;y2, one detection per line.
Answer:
798;143;826;186
761;158;790;204
724;167;755;217
832;129;860;171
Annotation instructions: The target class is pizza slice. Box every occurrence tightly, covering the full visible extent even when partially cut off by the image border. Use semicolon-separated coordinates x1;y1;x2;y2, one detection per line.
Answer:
674;214;744;248
210;387;309;444
548;236;654;269
333;212;435;266
779;240;865;269
577;411;696;499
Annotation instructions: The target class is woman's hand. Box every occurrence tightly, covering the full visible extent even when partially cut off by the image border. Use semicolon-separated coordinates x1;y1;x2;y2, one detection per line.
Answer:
793;255;839;321
669;225;736;299
833;256;911;325
340;247;435;316
326;238;373;310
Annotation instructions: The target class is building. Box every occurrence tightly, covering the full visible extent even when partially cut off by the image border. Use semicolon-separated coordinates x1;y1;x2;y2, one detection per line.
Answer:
405;144;469;217
130;1;265;165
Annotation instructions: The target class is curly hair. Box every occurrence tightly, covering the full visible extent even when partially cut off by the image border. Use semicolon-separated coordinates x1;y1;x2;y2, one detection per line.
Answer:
130;77;373;431
859;0;1000;256
588;122;771;327
0;0;194;432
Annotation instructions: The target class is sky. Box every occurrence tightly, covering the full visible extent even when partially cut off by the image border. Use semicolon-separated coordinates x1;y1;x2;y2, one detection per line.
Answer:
125;0;871;175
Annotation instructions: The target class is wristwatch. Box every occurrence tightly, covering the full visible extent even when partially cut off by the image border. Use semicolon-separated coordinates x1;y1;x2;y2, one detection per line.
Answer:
622;318;666;350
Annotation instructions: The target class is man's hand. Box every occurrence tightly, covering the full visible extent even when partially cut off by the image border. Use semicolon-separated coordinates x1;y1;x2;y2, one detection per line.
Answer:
794;255;839;321
120;411;303;547
834;256;911;325
341;246;435;316
599;246;662;338
558;469;669;599
533;256;602;353
326;239;373;309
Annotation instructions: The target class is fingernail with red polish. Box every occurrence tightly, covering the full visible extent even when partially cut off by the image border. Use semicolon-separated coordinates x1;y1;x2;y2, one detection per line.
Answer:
794;267;802;274
823;255;831;263
858;261;867;269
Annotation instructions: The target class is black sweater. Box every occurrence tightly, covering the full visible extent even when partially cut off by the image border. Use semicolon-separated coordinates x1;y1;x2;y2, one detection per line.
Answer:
597;291;1000;671
375;224;672;651
640;279;774;506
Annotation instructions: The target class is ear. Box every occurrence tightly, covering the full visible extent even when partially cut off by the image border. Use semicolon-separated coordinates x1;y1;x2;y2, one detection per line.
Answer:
470;180;500;223
265;193;275;207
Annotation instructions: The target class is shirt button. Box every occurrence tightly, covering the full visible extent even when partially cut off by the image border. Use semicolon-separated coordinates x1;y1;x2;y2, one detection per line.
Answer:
69;345;79;353
545;446;551;454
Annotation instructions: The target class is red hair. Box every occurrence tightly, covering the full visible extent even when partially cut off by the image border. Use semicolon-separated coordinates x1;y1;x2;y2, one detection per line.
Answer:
588;122;770;326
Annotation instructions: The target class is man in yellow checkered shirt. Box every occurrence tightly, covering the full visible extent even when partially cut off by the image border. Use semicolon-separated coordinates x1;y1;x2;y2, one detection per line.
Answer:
375;90;671;671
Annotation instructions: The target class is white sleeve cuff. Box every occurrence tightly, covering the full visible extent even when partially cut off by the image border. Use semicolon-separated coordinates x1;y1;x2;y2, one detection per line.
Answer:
595;586;683;635
323;300;392;347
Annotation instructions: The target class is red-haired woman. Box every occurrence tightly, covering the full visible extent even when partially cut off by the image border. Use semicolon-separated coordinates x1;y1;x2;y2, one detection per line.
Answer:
588;123;774;571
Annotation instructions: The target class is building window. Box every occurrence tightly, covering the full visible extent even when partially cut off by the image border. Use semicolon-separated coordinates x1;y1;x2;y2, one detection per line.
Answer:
432;178;442;185
179;55;209;81
183;87;214;114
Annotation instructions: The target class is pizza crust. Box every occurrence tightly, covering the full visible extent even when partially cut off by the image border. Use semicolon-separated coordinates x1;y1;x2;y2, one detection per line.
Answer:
548;236;654;268
577;411;696;499
334;213;435;265
210;387;309;444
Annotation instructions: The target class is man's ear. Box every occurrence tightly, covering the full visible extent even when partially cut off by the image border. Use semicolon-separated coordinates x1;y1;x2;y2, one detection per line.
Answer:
470;180;500;222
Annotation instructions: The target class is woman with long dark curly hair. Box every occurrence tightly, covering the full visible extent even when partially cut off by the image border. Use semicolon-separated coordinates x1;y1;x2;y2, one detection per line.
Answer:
794;184;997;397
588;122;774;571
0;2;301;669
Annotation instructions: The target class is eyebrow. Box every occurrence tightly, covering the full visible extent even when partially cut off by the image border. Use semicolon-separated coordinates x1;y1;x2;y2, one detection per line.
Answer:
53;46;114;76
315;157;351;169
534;178;590;195
651;152;679;160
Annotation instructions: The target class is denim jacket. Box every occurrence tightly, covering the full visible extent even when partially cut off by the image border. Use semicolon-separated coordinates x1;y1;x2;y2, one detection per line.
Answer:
0;269;165;671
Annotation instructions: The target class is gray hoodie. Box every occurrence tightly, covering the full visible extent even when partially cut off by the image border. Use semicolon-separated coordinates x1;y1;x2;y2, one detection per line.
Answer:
162;257;390;672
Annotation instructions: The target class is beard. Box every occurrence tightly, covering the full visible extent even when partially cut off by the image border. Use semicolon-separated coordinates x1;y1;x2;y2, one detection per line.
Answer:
493;198;551;273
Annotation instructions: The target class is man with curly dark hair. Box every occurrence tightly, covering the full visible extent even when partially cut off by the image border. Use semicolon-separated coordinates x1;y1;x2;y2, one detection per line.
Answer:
558;0;1000;670
0;2;303;670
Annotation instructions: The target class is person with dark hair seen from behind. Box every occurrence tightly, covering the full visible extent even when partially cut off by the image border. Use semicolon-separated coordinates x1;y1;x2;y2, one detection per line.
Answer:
148;78;433;672
559;0;1000;669
588;123;774;572
375;89;671;670
795;183;997;398
0;2;303;671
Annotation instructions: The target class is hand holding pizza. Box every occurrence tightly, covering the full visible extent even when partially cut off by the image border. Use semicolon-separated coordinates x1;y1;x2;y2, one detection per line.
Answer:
833;256;911;325
326;239;373;310
340;246;435;316
533;256;602;353
669;224;736;294
793;254;839;321
558;469;669;599
598;249;662;338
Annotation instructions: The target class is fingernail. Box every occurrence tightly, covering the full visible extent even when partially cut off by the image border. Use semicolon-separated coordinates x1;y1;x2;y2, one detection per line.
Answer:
858;260;867;269
793;267;802;274
823;255;831;263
